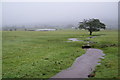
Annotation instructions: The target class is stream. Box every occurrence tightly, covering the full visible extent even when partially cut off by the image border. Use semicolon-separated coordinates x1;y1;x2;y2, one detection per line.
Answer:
50;36;105;79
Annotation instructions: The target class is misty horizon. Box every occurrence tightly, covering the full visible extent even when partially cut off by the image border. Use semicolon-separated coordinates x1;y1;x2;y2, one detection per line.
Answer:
2;2;118;29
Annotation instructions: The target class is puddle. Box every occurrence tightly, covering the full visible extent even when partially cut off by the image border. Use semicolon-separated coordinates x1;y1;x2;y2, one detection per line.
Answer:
97;63;101;65
68;38;83;41
51;36;105;78
99;57;105;59
66;36;97;43
86;41;97;44
51;49;105;78
87;36;97;39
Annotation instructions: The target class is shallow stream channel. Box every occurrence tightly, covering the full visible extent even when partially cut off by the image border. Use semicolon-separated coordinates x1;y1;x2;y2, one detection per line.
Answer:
50;36;105;79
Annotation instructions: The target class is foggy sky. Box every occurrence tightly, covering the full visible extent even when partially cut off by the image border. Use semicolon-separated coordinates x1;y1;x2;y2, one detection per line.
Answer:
2;2;118;28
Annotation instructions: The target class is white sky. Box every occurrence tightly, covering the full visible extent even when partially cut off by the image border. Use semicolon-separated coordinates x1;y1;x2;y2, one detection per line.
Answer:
1;0;119;2
1;1;119;29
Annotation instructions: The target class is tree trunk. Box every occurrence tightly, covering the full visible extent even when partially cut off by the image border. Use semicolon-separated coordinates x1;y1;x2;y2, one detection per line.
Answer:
90;31;92;35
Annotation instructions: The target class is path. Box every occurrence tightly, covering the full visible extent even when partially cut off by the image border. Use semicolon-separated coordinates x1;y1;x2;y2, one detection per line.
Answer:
50;37;105;78
51;48;105;78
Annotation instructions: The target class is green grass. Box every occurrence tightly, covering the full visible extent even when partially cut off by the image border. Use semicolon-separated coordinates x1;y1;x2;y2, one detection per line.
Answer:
2;30;86;78
2;30;118;78
89;30;119;79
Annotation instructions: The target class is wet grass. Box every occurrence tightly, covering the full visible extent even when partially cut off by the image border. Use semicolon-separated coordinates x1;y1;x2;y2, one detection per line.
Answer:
2;30;118;78
2;30;86;78
89;30;119;79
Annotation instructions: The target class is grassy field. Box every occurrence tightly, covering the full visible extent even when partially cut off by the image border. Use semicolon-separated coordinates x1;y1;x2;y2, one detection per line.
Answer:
2;30;118;79
89;30;119;79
